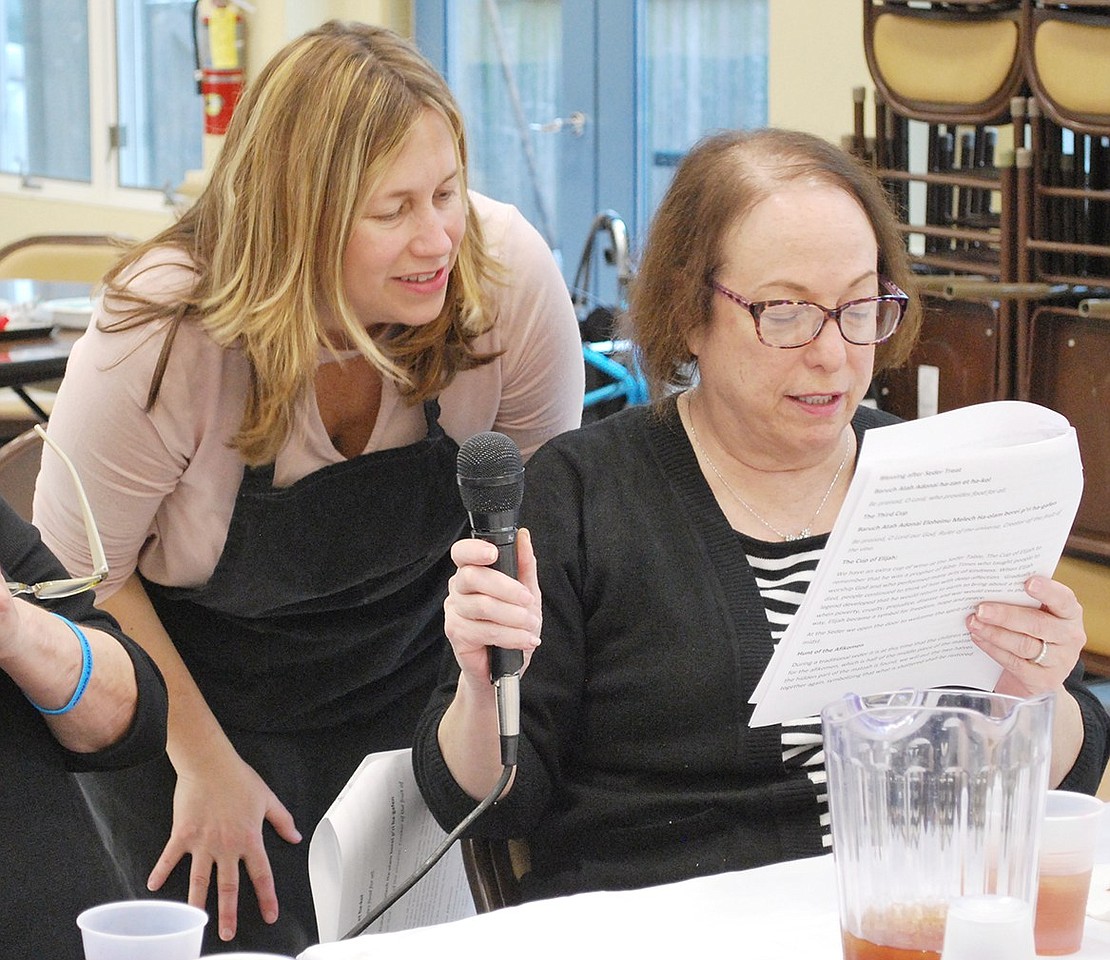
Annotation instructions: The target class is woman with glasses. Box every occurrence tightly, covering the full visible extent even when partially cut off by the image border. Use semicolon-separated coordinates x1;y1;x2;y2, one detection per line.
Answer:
0;484;167;959
413;128;1110;901
33;20;582;955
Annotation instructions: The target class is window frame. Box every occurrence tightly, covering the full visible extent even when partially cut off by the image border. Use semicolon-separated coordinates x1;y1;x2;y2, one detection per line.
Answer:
415;0;641;244
0;1;179;214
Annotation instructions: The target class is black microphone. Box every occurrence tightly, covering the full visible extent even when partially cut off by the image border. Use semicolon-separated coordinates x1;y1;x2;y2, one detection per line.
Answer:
456;431;525;766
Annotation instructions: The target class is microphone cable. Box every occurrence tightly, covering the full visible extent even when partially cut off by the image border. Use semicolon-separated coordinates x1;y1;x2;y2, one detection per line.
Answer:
343;430;526;939
340;755;515;939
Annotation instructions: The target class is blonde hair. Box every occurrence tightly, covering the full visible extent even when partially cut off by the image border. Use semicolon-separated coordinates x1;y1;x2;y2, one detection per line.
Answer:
102;20;498;465
629;128;921;401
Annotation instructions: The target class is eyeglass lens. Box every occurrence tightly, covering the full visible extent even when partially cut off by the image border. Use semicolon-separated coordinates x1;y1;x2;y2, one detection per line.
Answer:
757;298;901;347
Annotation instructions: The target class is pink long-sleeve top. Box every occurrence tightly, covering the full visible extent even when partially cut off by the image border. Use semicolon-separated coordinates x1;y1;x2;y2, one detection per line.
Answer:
33;192;584;598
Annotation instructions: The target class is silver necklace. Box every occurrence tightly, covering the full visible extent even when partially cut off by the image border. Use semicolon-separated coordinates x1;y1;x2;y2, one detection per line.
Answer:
684;393;852;542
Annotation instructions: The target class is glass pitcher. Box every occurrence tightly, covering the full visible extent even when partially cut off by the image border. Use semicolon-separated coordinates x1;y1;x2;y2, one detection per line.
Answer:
822;688;1054;960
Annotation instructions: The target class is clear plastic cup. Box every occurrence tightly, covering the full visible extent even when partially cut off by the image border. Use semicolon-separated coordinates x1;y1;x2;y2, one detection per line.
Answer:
76;900;207;960
1035;789;1105;955
941;895;1036;960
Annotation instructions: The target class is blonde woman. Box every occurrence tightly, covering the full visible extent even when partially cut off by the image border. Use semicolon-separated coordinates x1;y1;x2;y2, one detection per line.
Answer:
34;20;582;954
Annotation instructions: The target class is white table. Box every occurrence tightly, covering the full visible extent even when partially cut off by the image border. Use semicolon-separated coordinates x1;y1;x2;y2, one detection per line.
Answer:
298;805;1110;960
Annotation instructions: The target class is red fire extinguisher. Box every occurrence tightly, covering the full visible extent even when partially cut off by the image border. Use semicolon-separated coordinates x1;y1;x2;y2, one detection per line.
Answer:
193;1;245;136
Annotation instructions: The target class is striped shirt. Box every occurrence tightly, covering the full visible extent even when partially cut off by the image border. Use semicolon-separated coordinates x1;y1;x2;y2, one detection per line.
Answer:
739;531;831;848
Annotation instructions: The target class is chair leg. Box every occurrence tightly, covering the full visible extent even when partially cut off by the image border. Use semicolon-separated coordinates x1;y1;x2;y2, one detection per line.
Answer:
12;386;50;423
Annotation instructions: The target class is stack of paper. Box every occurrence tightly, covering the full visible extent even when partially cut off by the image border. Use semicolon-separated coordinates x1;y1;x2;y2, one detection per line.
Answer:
750;401;1083;727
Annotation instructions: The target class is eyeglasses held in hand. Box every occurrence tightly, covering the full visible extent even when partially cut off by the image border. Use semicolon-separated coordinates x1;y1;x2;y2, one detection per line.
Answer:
710;278;909;348
6;425;108;600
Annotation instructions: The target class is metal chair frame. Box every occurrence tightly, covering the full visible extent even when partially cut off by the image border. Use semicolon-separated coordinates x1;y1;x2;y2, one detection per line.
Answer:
460;837;529;913
0;426;44;523
569;210;648;416
1023;0;1110;135
864;0;1025;127
0;233;134;283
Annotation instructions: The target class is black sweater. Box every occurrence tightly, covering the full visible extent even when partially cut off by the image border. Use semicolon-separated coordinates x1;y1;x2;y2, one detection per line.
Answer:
414;399;1110;901
0;498;168;959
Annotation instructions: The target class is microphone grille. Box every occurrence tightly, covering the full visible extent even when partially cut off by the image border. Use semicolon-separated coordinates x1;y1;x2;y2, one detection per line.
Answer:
457;431;524;513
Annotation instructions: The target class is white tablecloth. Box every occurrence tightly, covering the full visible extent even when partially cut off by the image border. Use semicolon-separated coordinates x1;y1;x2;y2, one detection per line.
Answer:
299;804;1110;960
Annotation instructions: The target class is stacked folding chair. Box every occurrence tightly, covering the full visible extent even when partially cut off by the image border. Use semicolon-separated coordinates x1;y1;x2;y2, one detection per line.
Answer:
859;0;1110;673
860;0;1030;419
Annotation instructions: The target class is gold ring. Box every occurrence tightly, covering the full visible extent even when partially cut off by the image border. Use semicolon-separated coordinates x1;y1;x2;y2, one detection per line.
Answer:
1031;638;1049;667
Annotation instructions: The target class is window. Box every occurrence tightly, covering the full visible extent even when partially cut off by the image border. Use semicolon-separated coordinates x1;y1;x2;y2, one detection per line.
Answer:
643;1;767;219
0;0;201;206
115;0;202;193
416;0;767;281
1;0;90;183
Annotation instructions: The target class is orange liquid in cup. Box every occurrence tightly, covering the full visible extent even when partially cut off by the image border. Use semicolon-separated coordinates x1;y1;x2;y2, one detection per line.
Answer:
841;931;940;960
841;905;947;960
1034;869;1092;955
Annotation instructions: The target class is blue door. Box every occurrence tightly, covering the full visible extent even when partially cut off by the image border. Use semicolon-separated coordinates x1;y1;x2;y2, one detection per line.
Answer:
415;0;767;295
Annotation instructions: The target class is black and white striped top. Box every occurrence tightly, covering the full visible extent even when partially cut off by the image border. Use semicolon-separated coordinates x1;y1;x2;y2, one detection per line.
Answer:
738;531;831;848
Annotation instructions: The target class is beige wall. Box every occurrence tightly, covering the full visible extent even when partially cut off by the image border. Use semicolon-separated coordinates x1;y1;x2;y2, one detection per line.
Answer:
242;0;410;72
769;0;870;145
0;0;867;250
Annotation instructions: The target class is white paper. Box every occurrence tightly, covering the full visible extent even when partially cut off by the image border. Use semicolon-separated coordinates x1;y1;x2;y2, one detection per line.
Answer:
308;747;475;940
749;401;1084;727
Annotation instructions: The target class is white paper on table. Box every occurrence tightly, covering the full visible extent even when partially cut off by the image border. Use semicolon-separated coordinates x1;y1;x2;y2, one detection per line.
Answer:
308;747;475;941
749;401;1083;727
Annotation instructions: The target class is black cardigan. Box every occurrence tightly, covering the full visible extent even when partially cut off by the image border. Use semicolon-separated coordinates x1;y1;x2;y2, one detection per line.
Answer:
414;399;1110;901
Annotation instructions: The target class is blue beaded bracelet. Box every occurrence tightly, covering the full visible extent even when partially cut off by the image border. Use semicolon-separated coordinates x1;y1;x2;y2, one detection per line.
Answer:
29;614;93;716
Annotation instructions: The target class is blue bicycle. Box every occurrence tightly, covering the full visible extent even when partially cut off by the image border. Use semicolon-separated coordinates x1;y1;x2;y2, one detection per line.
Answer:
568;210;649;420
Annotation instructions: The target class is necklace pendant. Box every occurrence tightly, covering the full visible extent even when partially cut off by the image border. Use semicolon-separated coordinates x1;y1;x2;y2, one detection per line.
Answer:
785;529;810;542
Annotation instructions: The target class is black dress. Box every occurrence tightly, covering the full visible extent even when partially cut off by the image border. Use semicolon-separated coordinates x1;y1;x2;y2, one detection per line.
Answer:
79;400;467;954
